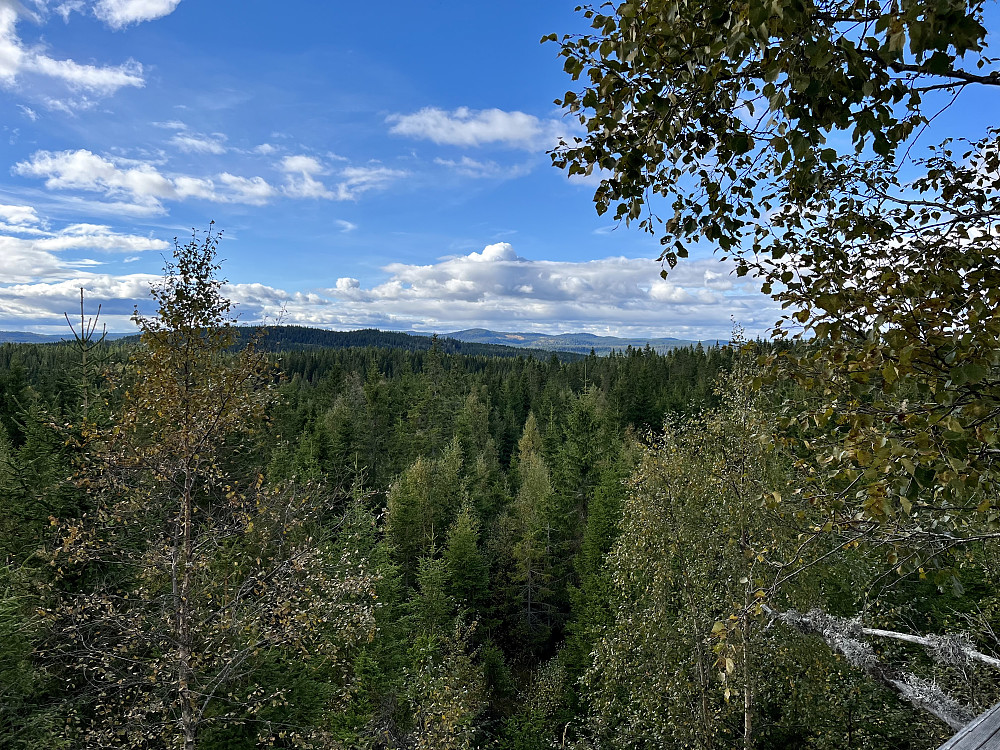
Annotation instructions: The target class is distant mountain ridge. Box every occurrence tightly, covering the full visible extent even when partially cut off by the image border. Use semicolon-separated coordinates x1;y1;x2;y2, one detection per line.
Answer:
0;331;72;343
446;328;724;355
0;326;722;357
0;331;130;344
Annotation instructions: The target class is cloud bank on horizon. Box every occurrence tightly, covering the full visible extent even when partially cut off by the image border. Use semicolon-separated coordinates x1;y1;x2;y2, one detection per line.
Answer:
0;206;775;339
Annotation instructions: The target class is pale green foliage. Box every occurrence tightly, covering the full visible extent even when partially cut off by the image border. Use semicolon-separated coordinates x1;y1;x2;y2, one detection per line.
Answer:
444;502;489;609
411;553;456;636
501;657;570;750
386;439;464;581
404;621;485;750
512;415;558;638
766;133;1000;557
577;356;783;748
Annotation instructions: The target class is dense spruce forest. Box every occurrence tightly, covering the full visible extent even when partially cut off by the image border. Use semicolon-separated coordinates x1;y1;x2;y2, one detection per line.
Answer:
2;233;999;750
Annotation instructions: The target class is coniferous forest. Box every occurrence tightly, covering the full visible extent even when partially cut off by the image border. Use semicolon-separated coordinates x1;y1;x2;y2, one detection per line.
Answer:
1;224;999;750
3;1;1000;747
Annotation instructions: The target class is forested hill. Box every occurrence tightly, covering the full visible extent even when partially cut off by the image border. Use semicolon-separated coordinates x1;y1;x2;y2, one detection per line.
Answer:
241;325;579;359
447;327;726;355
114;324;581;360
0;331;72;343
0;331;132;343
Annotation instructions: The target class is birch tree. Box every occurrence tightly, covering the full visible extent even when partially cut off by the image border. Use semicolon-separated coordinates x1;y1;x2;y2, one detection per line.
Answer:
47;226;377;749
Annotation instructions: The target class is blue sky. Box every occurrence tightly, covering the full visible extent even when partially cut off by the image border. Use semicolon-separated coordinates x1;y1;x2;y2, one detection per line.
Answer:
0;1;995;338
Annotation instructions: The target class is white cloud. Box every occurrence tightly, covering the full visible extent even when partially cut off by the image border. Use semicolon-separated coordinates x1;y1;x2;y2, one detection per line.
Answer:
17;103;36;120
0;207;175;330
334;165;407;200
281;154;333;199
292;244;776;339
93;0;182;29
0;4;26;85
54;2;86;22
26;53;143;95
170;131;227;154
335;220;357;233
190;245;770;340
434;156;532;180
218;173;276;205
0;213;167;284
0;220;775;338
0;203;41;226
15;149;279;210
281;155;322;173
0;2;144;101
388;107;571;150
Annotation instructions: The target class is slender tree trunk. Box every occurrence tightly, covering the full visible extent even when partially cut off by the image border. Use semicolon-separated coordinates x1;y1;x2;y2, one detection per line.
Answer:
178;465;196;750
680;573;714;750
742;585;753;750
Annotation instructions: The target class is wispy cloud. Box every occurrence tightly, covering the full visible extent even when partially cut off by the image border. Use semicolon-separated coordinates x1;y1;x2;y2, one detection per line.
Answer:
0;1;145;110
93;0;183;29
335;165;407;200
170;131;227;154
281;154;333;199
434;156;532;180
388;107;571;151
0;206;167;285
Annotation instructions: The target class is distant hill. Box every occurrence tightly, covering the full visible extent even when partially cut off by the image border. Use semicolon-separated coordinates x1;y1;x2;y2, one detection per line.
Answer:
0;331;130;344
446;328;725;356
0;331;71;343
251;326;581;359
2;325;724;358
115;325;581;361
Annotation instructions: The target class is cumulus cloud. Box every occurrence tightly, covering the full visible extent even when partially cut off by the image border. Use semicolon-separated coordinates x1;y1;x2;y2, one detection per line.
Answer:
15;148;279;211
292;244;776;339
0;225;775;339
335;277;360;291
93;0;182;29
0;2;144;105
0;203;41;226
0;207;172;331
388;107;571;151
218;173;277;204
0;212;167;285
